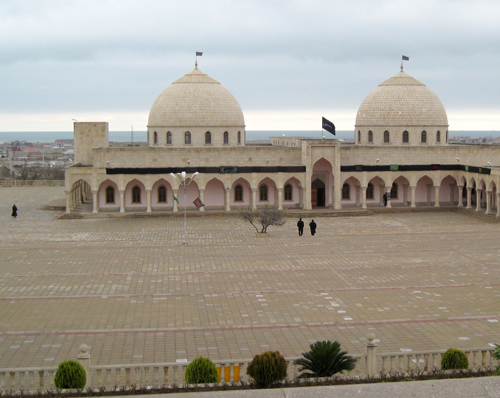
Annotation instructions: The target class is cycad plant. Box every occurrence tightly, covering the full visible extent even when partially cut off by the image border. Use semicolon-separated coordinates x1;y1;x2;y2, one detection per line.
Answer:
294;340;356;378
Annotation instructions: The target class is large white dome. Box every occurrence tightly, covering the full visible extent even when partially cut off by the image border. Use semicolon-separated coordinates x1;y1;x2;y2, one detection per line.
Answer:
355;70;448;127
148;67;245;128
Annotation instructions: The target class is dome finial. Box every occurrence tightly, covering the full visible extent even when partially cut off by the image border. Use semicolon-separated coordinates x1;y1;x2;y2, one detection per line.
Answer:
195;59;198;69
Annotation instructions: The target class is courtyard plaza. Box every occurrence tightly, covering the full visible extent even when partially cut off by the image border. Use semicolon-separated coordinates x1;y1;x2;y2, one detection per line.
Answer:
0;187;499;369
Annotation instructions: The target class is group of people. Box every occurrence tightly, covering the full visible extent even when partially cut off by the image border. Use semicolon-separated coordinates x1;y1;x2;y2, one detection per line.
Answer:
296;218;316;236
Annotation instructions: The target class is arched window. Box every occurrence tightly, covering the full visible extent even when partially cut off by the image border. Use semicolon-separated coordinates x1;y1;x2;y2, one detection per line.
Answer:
223;131;229;145
368;130;373;143
234;185;243;201
237;131;241;144
446;130;448;143
132;186;141;203
205;131;211;145
184;131;191;145
403;131;409;143
384;130;390;143
421;130;427;143
153;131;158;145
284;184;292;201
167;132;172;145
391;182;398;199
158;185;167;203
436;130;441;143
366;183;374;199
106;186;115;203
259;184;268;201
357;130;361;143
342;183;350;200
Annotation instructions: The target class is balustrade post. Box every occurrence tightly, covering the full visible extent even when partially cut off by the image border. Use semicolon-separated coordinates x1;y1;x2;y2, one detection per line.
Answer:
135;367;141;386
125;368;131;387
224;364;230;382
77;343;91;389
365;333;378;376
163;366;168;385
482;350;487;367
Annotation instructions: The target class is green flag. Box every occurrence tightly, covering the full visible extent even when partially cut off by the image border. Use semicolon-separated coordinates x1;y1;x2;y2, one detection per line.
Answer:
173;196;179;204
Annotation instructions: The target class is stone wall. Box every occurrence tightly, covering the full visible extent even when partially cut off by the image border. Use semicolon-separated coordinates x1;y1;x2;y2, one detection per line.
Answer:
0;180;65;187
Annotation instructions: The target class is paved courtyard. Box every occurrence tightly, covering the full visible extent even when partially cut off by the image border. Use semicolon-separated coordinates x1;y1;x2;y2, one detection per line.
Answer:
0;186;499;368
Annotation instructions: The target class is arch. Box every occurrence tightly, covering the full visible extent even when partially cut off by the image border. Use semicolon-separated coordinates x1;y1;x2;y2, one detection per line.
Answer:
184;131;191;145
203;178;225;209
167;131;172;145
152;178;172;209
383;130;389;143
125;179;146;208
99;179;119;209
402;130;409;143
421;130;427;143
368;130;373;143
391;176;410;205
173;179;199;208
283;177;301;208
312;158;333;208
231;178;251;207
223;131;229;145
341;176;361;206
440;175;459;205
436;130;441;143
257;177;277;205
205;131;212;145
153;131;158;145
366;176;386;207
415;175;434;206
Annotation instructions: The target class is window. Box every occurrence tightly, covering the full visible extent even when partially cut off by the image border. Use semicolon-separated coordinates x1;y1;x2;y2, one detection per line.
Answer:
446;130;448;143
205;131;211;145
158;185;167;203
403;131;409;143
237;131;241;144
234;185;243;201
185;131;191;145
368;130;373;143
436;130;441;143
366;183;374;199
284;184;292;201
132;186;141;203
106;186;115;203
153;131;158;145
421;130;427;143
342;183;350;200
357;130;361;143
384;130;390;143
167;132;172;145
259;184;268;201
223;131;229;145
391;183;398;199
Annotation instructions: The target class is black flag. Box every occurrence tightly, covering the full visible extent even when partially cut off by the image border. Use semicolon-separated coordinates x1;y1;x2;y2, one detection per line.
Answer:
322;117;335;135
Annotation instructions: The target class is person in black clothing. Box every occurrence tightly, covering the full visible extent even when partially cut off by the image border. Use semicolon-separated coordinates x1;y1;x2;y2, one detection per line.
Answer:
297;218;304;236
383;193;388;207
12;204;18;218
309;219;317;236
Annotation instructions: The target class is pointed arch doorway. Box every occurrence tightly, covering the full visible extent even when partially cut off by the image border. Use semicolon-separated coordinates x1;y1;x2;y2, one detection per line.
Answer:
311;178;326;207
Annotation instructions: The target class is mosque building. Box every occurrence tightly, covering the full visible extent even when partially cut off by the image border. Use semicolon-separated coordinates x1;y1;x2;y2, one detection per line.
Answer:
64;63;500;216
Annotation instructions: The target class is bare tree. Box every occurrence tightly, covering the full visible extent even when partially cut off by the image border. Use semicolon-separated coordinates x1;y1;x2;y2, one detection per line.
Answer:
240;206;287;233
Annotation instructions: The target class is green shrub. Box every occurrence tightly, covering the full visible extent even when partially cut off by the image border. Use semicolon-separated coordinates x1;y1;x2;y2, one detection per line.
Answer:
246;351;287;388
54;360;86;389
294;340;357;378
492;343;500;361
184;357;219;384
441;348;469;370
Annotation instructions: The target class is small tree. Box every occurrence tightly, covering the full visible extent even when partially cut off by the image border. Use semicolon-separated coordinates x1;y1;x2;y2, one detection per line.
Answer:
240;206;286;233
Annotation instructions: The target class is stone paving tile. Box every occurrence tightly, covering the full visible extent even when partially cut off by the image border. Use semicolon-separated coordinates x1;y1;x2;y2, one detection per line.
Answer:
0;187;499;368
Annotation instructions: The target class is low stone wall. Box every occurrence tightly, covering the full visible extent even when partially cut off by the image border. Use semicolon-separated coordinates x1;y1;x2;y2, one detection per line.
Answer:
0;180;65;187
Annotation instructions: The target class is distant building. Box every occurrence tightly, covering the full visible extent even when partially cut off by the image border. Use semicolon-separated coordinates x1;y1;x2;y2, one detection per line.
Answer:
65;64;500;216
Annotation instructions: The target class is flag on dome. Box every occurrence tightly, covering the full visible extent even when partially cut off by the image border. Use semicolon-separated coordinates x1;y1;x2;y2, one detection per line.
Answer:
193;197;205;208
196;52;203;56
322;117;335;135
402;55;409;61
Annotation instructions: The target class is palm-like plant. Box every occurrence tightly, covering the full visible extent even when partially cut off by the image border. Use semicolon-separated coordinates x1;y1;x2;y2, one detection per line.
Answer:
294;340;356;378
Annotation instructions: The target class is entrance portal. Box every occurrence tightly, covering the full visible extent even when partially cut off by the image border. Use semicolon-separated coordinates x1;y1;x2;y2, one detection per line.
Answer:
311;178;325;207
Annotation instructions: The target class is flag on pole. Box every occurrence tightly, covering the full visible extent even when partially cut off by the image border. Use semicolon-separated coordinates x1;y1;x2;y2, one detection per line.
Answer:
322;117;336;136
193;197;205;209
196;52;203;56
173;196;179;204
402;55;409;61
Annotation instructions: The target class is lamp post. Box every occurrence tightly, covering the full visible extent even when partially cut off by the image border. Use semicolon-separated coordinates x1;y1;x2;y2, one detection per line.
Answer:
170;171;199;245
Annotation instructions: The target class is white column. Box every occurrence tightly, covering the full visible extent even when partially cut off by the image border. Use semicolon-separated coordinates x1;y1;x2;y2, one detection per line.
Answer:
92;190;99;213
361;186;367;209
277;188;283;210
199;188;205;212
434;185;440;208
65;190;72;213
457;185;464;207
486;191;492;214
146;189;152;213
467;187;472;209
385;186;392;208
119;190;125;213
251;187;257;210
410;186;416;208
497;193;500;217
173;189;179;213
403;184;408;206
225;188;231;212
476;189;482;211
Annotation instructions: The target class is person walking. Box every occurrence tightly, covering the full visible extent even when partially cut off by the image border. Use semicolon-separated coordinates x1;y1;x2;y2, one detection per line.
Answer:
12;204;18;219
309;219;317;236
383;193;388;207
297;217;304;236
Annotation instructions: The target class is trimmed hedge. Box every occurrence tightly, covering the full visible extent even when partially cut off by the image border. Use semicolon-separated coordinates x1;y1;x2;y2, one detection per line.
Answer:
54;360;86;389
185;357;219;384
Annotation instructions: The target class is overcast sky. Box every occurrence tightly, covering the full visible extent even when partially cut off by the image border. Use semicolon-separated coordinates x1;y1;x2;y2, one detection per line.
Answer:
1;0;500;132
